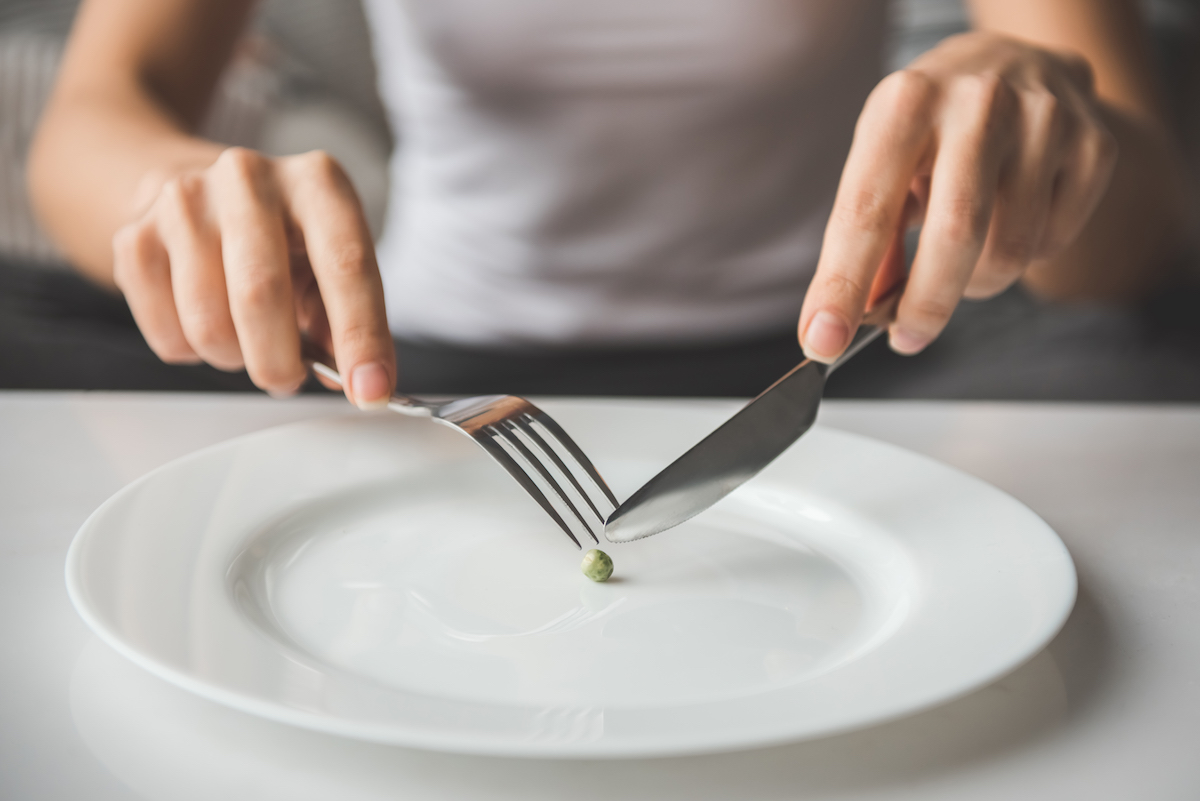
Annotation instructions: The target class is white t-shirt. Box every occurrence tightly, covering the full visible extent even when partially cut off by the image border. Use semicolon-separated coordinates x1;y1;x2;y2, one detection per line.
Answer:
362;0;887;347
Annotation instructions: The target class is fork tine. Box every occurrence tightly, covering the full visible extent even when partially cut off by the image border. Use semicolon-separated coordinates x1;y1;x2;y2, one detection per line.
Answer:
511;416;607;529
471;431;583;549
493;423;601;544
527;411;619;509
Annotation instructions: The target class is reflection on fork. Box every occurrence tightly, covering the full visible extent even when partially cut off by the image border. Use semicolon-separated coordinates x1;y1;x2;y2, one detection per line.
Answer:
302;342;618;549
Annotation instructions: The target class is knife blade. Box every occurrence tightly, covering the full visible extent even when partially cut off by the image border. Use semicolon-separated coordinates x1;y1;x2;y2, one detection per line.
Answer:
604;290;900;543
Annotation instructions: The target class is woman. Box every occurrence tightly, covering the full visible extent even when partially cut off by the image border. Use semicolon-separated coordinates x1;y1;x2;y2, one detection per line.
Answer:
28;0;1186;406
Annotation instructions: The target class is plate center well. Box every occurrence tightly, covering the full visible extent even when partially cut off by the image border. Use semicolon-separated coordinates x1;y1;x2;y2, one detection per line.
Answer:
230;463;915;708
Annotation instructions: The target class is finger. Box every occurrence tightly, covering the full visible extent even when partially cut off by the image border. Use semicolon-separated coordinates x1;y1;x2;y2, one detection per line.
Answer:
155;174;245;371
1040;111;1117;256
303;301;342;393
289;246;323;333
211;148;307;396
891;74;1014;354
799;70;937;363
1056;50;1096;97
278;151;394;409
291;262;342;392
967;90;1068;299
112;218;200;364
869;206;910;306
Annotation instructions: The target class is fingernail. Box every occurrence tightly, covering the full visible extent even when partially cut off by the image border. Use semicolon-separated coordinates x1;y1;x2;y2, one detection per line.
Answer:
350;362;391;410
802;311;851;363
889;326;931;355
267;377;305;400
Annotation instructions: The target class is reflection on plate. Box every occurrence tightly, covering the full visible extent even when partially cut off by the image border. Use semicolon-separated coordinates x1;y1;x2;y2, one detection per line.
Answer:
66;400;1076;758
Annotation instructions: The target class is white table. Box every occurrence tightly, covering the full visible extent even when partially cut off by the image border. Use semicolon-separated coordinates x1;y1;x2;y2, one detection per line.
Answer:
2;392;1198;800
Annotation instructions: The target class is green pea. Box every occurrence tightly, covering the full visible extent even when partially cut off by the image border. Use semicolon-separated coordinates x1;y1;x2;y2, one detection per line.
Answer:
581;549;614;582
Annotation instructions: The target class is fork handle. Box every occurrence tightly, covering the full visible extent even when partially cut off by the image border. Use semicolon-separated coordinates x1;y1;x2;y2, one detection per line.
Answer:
300;338;435;417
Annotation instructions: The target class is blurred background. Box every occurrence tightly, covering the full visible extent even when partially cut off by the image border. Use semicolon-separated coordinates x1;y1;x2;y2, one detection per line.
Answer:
2;0;1199;398
0;0;393;262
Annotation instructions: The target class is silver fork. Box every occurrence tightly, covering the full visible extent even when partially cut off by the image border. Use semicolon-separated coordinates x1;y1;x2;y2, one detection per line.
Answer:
302;344;618;549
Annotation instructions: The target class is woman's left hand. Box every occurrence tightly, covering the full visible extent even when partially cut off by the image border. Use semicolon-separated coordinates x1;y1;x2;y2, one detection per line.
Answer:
797;32;1118;362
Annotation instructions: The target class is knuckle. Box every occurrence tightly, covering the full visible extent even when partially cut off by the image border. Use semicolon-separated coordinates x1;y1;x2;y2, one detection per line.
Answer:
235;269;290;310
168;173;204;202
335;319;385;353
213;149;288;217
831;189;896;237
905;295;957;327
157;174;205;222
1025;90;1065;134
216;146;266;176
960;72;1014;117
111;224;156;287
184;312;235;353
319;240;371;277
818;271;869;302
937;197;989;246
213;147;274;192
157;178;187;211
871;69;937;119
295;149;346;184
1062;51;1095;90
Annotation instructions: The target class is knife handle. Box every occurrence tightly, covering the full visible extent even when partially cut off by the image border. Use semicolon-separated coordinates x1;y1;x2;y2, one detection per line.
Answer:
828;285;902;373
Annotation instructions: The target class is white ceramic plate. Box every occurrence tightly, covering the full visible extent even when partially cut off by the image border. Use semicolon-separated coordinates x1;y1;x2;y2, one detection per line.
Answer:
66;400;1075;759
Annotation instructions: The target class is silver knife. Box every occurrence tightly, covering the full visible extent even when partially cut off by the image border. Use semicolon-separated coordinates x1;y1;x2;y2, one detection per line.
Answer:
604;289;901;542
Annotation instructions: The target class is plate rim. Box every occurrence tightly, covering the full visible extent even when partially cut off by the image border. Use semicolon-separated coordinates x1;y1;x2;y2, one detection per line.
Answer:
65;404;1077;759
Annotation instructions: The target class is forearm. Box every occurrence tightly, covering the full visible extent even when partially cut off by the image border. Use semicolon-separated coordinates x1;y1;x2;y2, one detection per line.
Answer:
25;0;395;402
28;85;223;286
26;0;250;286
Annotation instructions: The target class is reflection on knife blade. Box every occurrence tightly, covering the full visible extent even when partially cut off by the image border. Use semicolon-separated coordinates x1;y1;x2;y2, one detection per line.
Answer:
604;288;900;543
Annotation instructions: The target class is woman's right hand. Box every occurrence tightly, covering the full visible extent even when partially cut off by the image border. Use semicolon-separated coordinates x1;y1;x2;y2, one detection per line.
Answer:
112;147;395;407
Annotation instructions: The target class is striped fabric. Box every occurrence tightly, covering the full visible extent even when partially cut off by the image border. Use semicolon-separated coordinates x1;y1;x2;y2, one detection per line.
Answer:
0;0;387;271
199;40;281;154
0;33;64;266
0;32;279;270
